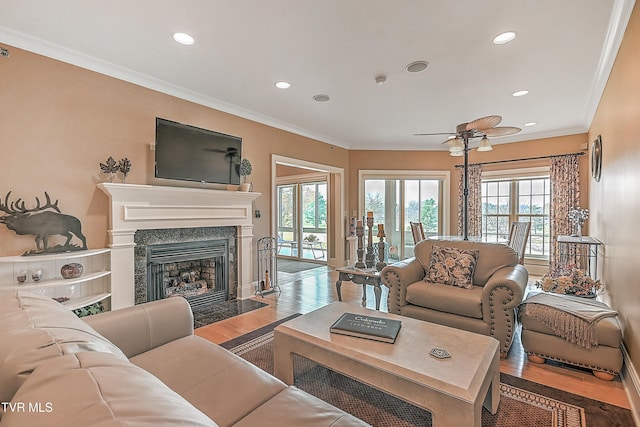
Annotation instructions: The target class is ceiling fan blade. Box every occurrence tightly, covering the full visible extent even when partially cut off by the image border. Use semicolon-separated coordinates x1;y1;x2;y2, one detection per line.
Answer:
466;115;502;131
413;132;456;136
482;126;521;137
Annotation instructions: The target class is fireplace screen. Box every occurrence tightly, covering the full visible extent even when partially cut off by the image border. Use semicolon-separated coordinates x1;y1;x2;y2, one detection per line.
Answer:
147;240;229;304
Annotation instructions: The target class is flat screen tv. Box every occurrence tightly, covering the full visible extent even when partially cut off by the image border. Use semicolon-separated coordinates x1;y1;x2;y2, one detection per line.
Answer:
155;118;242;185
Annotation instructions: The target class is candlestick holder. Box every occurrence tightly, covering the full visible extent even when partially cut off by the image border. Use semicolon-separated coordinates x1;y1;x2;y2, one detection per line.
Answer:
355;224;366;268
376;234;387;271
365;216;375;268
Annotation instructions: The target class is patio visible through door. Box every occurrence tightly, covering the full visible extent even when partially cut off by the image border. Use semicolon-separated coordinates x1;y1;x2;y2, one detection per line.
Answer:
277;181;328;263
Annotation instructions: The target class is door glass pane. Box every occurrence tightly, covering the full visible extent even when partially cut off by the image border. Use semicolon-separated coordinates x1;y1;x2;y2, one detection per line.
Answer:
301;182;327;261
277;185;297;257
364;177;442;261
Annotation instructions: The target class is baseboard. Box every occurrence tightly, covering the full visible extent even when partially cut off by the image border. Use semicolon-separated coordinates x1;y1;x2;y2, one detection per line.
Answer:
238;281;257;300
621;342;640;424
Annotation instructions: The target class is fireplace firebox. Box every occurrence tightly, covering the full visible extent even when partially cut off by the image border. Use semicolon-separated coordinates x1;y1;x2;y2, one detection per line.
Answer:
147;240;229;304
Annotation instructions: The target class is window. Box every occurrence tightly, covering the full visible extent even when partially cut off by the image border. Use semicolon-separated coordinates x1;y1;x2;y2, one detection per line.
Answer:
481;170;550;258
360;170;450;261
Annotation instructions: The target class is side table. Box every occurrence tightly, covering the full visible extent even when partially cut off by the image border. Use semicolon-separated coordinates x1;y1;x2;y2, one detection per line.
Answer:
557;235;602;279
335;266;382;310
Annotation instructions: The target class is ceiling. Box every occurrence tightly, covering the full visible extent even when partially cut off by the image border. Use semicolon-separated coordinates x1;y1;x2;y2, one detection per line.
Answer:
0;1;635;150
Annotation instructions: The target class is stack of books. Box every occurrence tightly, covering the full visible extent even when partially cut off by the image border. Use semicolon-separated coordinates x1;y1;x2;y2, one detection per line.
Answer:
330;312;402;343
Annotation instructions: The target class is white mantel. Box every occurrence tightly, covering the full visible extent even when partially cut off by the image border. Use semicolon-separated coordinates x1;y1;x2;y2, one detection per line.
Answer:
97;183;260;309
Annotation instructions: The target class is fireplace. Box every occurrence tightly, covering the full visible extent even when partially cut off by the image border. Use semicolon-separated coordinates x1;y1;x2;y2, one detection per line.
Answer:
134;227;236;305
98;183;259;309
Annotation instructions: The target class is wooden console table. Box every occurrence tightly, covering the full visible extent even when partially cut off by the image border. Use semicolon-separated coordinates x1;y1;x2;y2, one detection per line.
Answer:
335;266;382;310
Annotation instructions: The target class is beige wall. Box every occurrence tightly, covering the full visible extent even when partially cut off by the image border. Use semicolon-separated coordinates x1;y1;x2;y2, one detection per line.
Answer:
348;134;588;235
0;46;348;257
589;2;640;377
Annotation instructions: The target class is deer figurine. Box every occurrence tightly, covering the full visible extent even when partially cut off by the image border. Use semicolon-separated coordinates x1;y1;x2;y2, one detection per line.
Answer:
0;192;88;253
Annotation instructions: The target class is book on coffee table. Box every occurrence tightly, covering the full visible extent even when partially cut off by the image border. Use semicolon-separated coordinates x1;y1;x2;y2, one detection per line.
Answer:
330;312;402;343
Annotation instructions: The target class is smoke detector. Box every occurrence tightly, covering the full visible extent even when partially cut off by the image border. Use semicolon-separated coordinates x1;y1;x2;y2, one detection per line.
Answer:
375;75;387;84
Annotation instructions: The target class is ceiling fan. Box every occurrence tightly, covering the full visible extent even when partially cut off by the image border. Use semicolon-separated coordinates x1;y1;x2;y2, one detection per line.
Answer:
415;114;521;141
415;115;521;240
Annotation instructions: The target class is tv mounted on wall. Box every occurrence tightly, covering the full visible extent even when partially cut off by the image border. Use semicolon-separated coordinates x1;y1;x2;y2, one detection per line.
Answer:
155;118;242;185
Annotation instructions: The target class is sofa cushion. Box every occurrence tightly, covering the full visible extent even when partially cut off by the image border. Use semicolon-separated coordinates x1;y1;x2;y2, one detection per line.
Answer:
0;351;217;427
415;239;518;286
234;386;370;427
406;281;484;319
0;292;126;408
424;245;478;289
131;334;288;427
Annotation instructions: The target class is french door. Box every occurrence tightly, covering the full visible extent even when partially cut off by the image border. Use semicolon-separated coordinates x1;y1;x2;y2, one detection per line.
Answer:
361;171;449;261
277;180;328;262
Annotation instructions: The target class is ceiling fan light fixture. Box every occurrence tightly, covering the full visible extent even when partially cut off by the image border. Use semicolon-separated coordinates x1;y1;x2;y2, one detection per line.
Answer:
477;136;493;151
447;137;464;152
450;149;464;157
493;31;517;45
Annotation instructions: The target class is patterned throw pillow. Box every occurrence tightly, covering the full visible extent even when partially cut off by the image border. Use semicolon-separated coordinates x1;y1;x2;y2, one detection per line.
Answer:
425;245;479;289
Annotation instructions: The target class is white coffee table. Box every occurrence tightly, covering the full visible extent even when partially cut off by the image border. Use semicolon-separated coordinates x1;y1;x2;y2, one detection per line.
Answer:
274;302;500;427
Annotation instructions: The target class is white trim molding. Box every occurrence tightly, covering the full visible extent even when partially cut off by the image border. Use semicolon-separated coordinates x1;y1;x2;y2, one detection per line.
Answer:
97;183;260;308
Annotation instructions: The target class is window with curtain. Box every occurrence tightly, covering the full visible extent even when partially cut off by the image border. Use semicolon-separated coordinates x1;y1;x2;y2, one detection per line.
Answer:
481;169;551;259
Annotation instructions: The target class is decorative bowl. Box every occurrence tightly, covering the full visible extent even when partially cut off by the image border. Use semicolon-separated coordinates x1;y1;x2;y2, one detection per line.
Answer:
61;263;83;279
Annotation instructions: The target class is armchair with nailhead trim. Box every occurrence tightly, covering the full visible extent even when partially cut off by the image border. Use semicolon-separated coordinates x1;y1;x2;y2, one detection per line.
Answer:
381;239;528;357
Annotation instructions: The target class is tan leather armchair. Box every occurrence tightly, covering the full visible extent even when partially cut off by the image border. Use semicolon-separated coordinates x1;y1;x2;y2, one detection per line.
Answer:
381;239;528;356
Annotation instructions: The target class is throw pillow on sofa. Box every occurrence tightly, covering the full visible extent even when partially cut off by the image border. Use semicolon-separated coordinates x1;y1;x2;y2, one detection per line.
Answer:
424;245;479;289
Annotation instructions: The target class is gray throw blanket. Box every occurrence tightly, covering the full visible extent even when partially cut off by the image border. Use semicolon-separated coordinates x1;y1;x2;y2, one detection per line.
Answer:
519;292;618;349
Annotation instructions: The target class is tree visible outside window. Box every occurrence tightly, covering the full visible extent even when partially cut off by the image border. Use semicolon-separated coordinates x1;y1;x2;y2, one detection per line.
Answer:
481;177;550;258
363;177;444;260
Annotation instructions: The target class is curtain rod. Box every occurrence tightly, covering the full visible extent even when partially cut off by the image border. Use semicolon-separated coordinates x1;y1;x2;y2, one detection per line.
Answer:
454;151;586;168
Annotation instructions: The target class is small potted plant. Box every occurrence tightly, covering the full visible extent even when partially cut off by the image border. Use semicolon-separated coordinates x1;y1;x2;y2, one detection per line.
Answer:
238;158;253;192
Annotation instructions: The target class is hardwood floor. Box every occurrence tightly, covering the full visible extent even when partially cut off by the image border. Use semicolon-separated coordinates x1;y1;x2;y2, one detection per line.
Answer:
195;265;631;410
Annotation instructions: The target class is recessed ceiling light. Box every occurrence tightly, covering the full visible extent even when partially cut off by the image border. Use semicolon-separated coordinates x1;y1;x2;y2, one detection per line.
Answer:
524;122;537;127
493;31;517;45
406;61;429;73
313;94;330;102
274;81;291;89
172;32;194;45
512;90;530;97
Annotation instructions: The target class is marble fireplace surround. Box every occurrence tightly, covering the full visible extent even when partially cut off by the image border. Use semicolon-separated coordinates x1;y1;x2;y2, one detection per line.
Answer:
98;183;260;310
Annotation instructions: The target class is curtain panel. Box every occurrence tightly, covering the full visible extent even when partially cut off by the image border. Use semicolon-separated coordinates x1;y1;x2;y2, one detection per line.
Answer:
549;154;580;270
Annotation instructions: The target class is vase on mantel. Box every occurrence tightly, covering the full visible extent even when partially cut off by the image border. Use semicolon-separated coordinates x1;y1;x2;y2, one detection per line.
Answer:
238;182;253;192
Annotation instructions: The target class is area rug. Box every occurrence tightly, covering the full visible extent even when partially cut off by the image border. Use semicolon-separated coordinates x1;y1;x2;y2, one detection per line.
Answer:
221;318;634;427
192;299;267;328
277;259;327;273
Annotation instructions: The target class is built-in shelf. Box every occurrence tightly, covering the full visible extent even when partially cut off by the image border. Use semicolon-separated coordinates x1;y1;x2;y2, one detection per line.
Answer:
3;271;111;291
0;248;112;313
63;292;112;310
